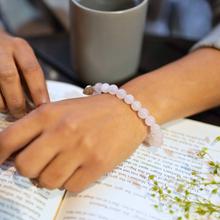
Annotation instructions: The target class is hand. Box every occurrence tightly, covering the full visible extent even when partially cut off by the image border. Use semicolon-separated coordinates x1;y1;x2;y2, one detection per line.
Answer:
0;29;49;118
0;94;147;192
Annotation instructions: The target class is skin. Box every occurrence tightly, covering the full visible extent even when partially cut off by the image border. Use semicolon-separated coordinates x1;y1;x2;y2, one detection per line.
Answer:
0;27;220;192
0;27;50;117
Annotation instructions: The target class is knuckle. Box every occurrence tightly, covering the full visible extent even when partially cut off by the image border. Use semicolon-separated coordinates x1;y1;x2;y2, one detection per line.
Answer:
34;104;57;124
79;136;106;165
91;152;105;165
22;62;41;75
80;136;94;151
10;100;25;112
39;175;56;190
0;69;18;84
14;157;33;177
56;117;77;135
64;183;82;193
43;169;64;188
31;87;45;99
61;117;74;129
35;103;52;116
12;37;29;47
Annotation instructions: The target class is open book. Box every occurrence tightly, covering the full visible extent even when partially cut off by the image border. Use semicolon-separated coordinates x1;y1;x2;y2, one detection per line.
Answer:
0;80;220;220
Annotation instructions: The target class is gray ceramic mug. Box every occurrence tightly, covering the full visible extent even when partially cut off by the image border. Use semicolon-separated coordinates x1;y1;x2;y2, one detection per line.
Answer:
70;0;148;85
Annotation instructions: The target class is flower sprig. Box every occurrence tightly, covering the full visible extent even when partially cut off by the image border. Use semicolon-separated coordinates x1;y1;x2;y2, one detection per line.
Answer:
150;145;220;219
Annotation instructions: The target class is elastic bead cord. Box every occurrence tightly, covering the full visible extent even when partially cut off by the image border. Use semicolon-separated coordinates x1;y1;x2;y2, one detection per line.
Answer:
83;83;163;147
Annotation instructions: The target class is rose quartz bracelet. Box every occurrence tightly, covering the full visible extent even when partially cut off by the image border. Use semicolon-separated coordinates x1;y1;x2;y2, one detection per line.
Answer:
83;83;163;148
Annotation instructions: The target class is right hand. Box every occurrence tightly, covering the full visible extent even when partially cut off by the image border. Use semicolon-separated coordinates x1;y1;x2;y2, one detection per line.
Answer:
0;94;147;192
0;28;50;118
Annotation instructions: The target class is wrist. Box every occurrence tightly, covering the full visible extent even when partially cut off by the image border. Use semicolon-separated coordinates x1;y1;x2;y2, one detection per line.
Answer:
120;74;162;126
84;83;164;147
100;92;148;142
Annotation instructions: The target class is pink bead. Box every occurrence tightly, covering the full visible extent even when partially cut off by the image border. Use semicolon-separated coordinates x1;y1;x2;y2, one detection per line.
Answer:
131;101;141;111
154;139;163;148
116;89;126;99
147;136;163;147
154;131;164;141
124;94;134;104
145;116;156;126
151;124;160;134
101;83;110;93
148;136;155;146
94;83;102;94
138;108;149;119
108;84;118;95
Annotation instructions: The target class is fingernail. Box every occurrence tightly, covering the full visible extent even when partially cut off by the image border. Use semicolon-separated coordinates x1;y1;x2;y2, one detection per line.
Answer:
59;186;65;191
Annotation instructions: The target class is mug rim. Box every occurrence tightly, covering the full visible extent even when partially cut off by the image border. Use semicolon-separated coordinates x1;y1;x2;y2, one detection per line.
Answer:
71;0;148;14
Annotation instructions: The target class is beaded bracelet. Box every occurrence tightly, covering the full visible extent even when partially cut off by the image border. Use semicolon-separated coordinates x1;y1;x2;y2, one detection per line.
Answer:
83;83;163;148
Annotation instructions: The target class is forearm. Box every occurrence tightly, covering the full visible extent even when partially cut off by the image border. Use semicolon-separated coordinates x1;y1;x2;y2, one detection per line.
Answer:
121;47;220;125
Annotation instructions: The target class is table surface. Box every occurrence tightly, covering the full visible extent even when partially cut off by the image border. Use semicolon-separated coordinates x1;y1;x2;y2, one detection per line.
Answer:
24;32;220;127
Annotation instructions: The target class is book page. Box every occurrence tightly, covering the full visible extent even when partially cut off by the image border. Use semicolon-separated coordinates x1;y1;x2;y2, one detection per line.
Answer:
0;80;85;220
56;119;220;220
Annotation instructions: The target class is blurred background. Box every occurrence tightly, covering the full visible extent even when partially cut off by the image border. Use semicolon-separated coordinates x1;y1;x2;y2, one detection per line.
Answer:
0;0;213;40
0;0;215;87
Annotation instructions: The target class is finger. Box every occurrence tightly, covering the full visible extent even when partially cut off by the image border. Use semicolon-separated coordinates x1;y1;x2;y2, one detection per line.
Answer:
14;132;60;178
0;110;43;164
0;90;8;113
39;151;83;190
0;51;26;118
64;166;104;193
13;38;50;107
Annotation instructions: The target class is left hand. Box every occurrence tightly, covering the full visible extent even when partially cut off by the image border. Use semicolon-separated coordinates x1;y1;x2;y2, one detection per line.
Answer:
0;28;50;118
